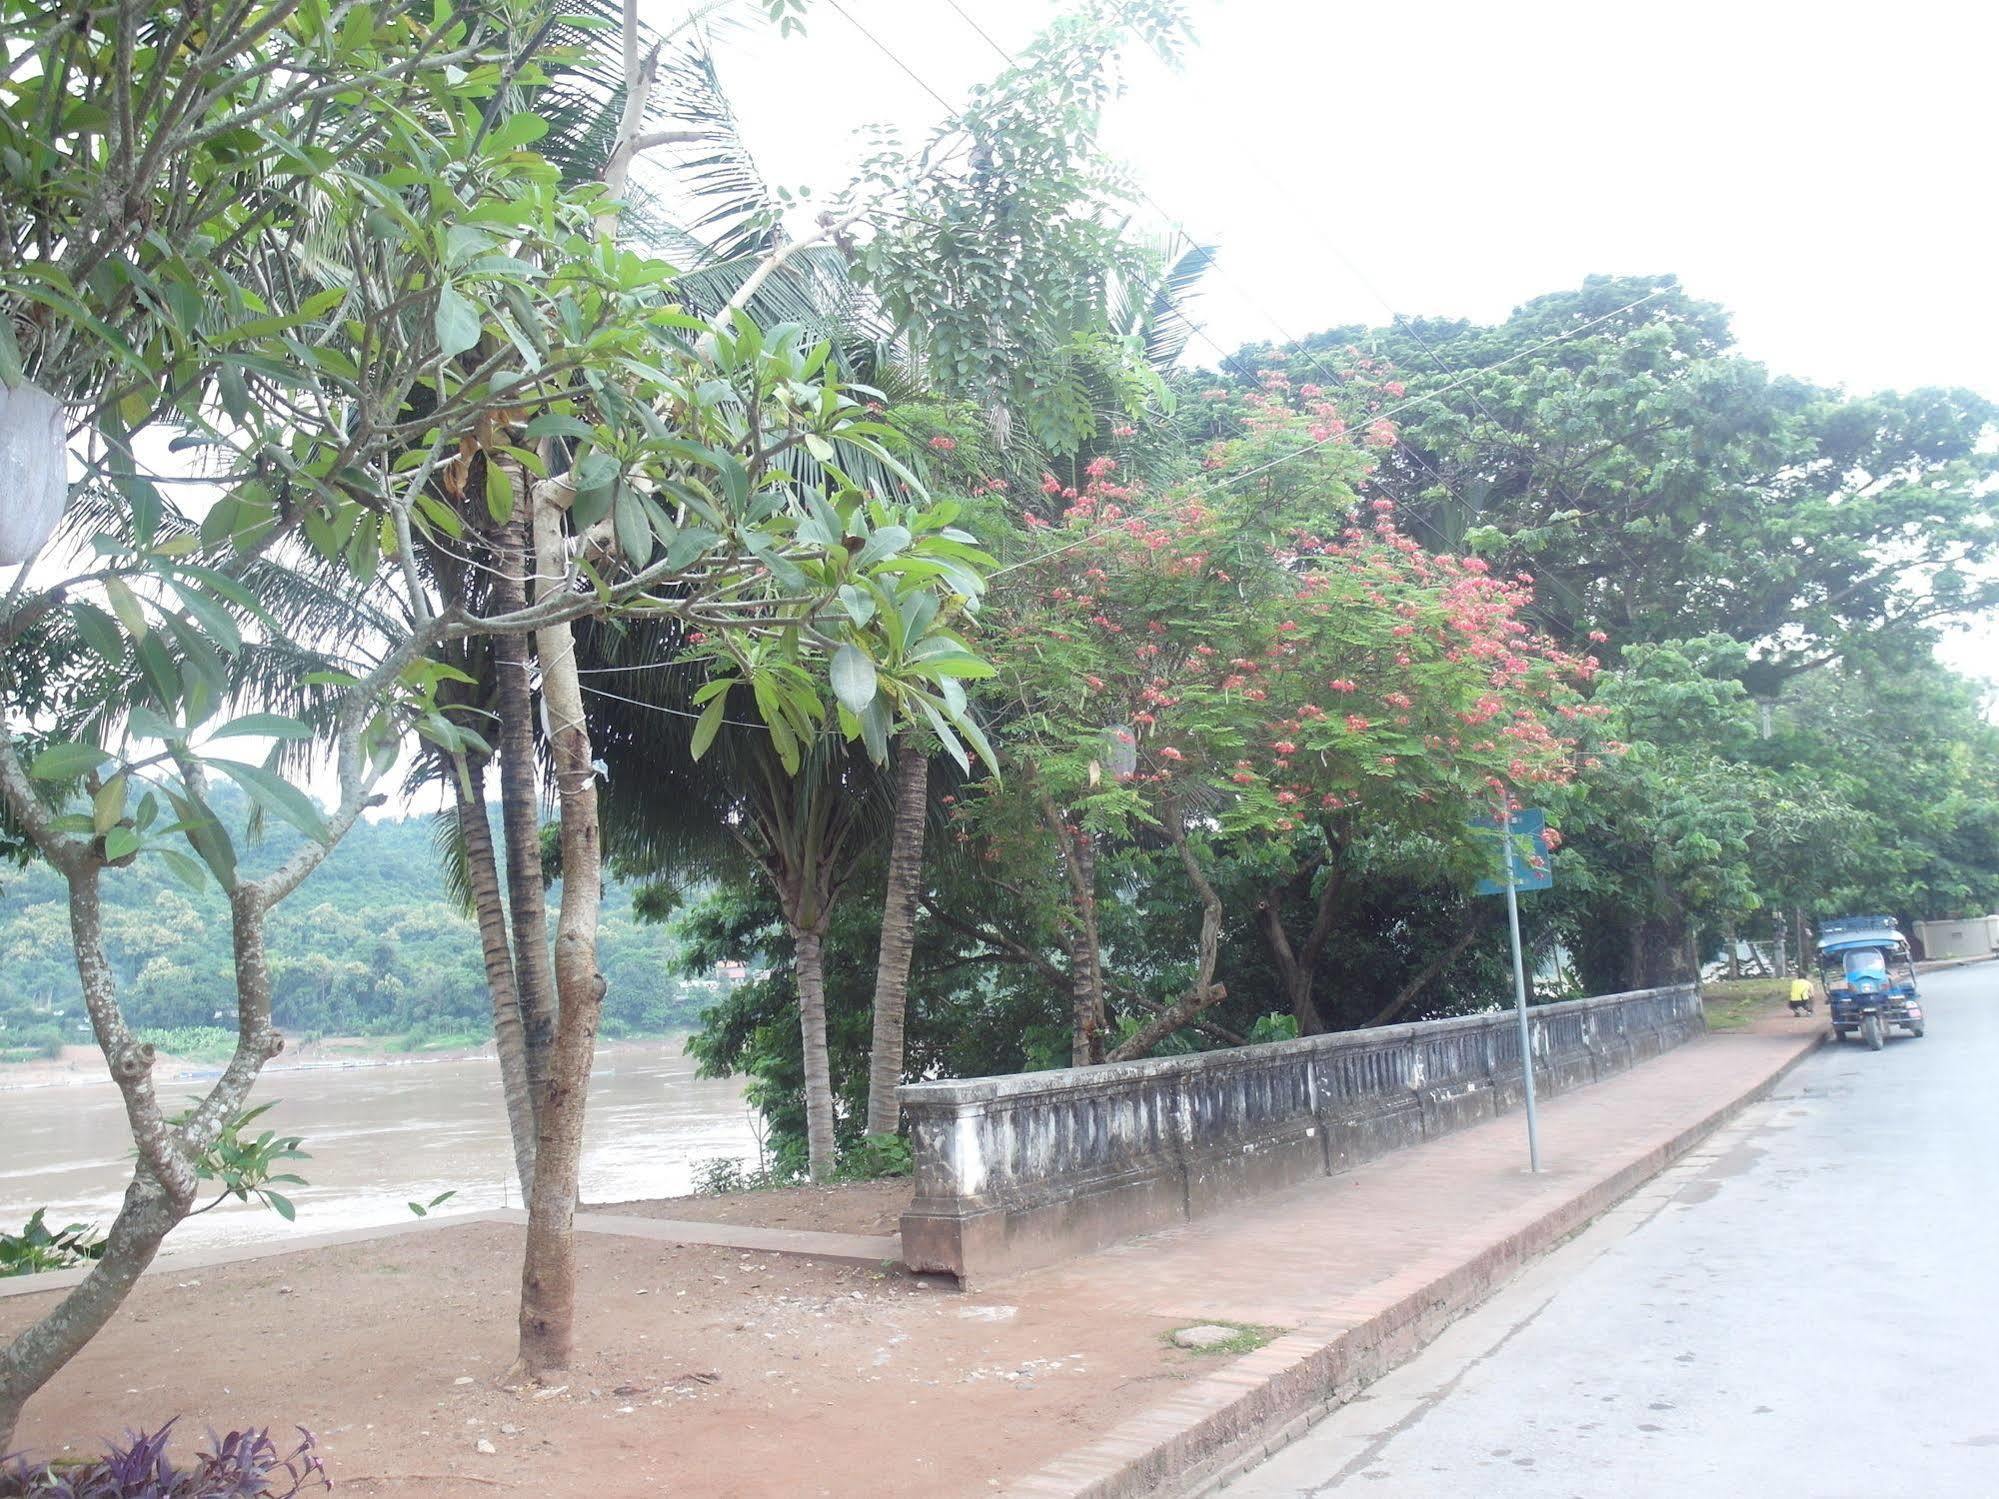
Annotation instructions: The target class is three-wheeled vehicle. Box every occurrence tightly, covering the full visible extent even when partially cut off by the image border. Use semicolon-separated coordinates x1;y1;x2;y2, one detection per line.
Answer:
1817;915;1925;1051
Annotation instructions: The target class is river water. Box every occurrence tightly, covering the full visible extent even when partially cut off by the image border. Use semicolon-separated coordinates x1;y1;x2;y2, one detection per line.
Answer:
0;1040;758;1258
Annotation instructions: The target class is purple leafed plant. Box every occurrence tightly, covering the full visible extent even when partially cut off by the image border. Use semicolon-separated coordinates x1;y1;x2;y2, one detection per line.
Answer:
0;1420;329;1498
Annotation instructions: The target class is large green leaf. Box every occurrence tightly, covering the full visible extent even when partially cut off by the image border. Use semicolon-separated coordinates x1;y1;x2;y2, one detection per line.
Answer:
207;713;312;742
434;286;481;359
28;743;108;781
208;760;331;842
829;644;877;715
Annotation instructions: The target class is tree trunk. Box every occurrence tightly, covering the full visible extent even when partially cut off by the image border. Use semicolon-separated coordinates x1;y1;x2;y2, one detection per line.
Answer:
456;754;536;1200
0;1175;177;1451
1106;801;1226;1062
1725;922;1742;981
1042;798;1104;1065
1256;860;1346;1036
511;483;606;1380
864;741;928;1137
794;920;838;1180
0;760;300;1448
490;514;558;1125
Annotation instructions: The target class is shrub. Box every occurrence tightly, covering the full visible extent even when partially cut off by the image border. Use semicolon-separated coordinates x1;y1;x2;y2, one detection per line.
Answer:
835;1133;912;1182
134;1027;237;1064
0;1210;106;1278
0;1024;66;1063
0;1421;327;1498
690;1156;797;1195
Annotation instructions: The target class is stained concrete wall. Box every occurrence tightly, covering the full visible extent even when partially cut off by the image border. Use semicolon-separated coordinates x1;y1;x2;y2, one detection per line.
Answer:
898;985;1704;1285
1914;917;1998;962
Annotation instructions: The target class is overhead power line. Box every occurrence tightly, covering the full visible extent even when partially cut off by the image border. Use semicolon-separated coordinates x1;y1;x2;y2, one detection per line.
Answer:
923;0;1662;608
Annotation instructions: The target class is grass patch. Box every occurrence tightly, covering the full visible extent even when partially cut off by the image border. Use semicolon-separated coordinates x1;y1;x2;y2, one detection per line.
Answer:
1701;977;1793;1031
387;1028;488;1054
1163;1321;1282;1357
136;1025;237;1063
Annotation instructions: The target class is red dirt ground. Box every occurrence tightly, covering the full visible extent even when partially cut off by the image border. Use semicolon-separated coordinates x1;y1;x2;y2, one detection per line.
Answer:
0;1218;1184;1498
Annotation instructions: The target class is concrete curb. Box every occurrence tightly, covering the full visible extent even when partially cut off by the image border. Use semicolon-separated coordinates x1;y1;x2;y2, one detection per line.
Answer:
1004;1027;1827;1499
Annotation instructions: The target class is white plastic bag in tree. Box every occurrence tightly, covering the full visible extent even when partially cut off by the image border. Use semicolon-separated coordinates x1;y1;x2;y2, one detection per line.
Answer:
0;381;67;565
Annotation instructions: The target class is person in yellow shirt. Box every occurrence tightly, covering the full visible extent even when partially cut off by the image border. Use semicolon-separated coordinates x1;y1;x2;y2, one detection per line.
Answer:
1788;976;1815;1016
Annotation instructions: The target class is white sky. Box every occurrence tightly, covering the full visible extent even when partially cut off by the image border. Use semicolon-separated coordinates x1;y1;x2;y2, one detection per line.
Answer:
670;0;1999;686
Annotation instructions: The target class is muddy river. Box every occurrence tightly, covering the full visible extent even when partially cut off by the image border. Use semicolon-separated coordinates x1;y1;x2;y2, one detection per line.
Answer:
0;1040;757;1257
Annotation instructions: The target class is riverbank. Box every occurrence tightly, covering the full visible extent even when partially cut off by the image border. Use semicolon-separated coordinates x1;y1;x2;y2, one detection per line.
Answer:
0;1032;694;1093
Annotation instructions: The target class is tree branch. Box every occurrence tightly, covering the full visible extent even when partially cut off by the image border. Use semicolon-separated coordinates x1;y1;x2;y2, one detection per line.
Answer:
1107;799;1227;1063
1360;922;1482;1031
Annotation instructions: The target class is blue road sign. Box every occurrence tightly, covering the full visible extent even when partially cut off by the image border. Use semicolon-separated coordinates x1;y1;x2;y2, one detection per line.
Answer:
1471;808;1552;895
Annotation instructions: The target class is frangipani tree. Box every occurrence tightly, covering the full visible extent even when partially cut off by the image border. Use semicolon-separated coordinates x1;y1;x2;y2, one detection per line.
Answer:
0;0;993;1442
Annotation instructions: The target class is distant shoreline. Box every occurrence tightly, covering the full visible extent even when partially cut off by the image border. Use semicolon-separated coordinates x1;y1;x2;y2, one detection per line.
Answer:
0;1033;690;1094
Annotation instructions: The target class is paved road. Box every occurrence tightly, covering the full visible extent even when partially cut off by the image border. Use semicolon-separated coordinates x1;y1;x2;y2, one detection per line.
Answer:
1229;960;1999;1499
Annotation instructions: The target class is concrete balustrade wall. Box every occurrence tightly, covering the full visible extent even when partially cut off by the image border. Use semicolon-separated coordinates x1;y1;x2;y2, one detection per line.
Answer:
897;984;1704;1285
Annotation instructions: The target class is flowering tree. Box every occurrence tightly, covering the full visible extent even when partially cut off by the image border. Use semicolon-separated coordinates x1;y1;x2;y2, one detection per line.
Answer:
967;374;1590;1056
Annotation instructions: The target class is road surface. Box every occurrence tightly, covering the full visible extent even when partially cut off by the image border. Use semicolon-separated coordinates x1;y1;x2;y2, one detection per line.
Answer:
1228;959;1999;1499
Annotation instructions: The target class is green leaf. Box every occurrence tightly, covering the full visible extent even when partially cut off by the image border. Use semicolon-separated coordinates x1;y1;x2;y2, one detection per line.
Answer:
488;112;550;150
612;489;651;567
858;695;890;765
163;578;243;654
127;704;185;742
29;743;107;781
102;826;140;862
70;603;125;664
573;451;619;491
853;526;911;570
262;1190;296;1222
830;644;877;715
837;585;876;628
522;413;595;442
919;697;969;774
218;365;252;424
484;459;514;524
207;713;312;742
102;576;147;640
92;775;126;835
434;286;481;359
208;760;330;843
954;708;1000;778
690;694;727;760
904;651;996;681
154;847;205;891
166;789;235;888
0;317;21;386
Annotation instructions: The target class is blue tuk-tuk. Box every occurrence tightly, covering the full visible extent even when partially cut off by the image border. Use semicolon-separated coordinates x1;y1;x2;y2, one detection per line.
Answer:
1816;915;1924;1050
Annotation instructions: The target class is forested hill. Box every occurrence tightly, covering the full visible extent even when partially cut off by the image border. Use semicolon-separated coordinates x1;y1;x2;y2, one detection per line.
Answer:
0;798;703;1054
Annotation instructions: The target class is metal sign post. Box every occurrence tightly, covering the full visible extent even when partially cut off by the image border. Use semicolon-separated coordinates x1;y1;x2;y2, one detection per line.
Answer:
1501;802;1542;1173
1472;803;1549;1173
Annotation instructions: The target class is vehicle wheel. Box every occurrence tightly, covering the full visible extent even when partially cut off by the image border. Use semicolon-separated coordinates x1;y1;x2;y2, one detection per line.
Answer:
1833;1027;1850;1042
1910;1022;1926;1038
1864;1014;1884;1051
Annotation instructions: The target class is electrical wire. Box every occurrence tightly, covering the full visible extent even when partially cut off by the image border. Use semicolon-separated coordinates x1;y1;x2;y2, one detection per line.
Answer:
927;0;1659;608
988;288;1665;578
